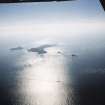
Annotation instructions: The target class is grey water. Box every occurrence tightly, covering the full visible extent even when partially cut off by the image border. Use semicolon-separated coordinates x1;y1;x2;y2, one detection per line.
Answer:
0;32;105;105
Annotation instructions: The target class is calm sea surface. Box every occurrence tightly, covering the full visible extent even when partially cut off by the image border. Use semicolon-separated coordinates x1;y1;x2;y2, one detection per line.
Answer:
0;33;105;105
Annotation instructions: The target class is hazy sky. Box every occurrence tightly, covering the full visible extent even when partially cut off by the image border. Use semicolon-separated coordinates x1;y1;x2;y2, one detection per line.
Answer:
0;0;104;23
0;0;105;37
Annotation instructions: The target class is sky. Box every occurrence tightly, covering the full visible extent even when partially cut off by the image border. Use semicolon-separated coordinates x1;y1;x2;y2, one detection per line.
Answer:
0;0;105;24
0;0;105;38
0;0;104;23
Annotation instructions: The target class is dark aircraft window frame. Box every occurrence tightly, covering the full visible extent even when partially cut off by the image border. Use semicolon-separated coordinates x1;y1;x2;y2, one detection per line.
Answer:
0;0;104;11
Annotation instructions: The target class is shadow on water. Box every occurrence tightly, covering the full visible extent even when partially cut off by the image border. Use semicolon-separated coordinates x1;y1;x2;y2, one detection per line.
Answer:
0;56;23;105
0;62;13;105
70;50;105;105
0;86;12;105
77;74;105;105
